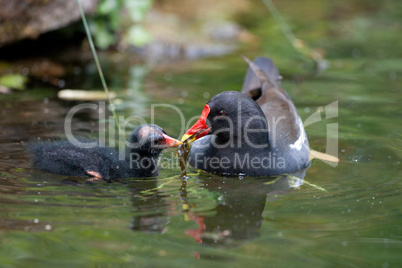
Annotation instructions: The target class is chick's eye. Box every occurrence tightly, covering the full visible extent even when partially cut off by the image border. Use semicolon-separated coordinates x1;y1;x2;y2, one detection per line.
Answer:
217;110;225;117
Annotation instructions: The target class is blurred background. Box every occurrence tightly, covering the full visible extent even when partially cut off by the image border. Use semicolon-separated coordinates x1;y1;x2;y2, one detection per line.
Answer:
1;0;400;93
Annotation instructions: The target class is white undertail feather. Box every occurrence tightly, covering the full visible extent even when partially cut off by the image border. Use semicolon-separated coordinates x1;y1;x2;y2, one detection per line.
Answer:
289;119;306;151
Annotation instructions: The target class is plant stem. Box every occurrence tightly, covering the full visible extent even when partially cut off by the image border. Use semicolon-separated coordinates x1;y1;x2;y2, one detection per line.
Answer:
76;0;120;131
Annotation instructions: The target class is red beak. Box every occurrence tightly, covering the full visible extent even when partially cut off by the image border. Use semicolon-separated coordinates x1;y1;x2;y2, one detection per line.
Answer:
181;104;211;142
162;133;182;147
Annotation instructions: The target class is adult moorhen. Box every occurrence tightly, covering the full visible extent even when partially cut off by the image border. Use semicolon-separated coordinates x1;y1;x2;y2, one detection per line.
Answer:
181;57;310;176
30;124;181;180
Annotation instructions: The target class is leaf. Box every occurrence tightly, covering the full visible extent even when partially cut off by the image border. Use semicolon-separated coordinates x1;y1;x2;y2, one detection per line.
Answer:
125;25;152;47
98;0;120;15
124;0;153;23
89;20;116;49
0;74;28;90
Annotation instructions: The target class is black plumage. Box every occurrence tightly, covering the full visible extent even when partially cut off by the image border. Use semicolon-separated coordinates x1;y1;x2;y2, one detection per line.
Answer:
30;124;181;180
183;57;310;176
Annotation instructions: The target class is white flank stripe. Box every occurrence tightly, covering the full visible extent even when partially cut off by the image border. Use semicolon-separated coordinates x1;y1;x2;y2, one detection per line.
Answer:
289;120;306;151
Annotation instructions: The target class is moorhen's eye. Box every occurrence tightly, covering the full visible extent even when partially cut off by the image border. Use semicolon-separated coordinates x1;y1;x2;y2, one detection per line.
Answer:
217;110;225;117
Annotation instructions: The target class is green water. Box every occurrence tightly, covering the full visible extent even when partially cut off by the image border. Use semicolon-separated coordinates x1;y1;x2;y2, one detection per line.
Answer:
0;1;401;267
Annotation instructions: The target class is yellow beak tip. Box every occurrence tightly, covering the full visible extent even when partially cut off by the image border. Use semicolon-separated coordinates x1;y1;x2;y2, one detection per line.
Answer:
181;134;191;142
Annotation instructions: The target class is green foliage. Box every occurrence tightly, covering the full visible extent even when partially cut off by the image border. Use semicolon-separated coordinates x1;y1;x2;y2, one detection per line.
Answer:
125;25;152;47
90;19;116;49
124;0;152;23
0;74;28;90
89;0;153;49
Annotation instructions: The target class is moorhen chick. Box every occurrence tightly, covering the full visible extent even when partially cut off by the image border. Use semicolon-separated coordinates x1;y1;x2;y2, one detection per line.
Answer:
30;124;181;180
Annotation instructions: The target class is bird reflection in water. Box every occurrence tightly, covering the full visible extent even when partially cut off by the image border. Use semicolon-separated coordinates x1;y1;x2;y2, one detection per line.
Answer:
182;166;308;249
129;165;309;252
129;178;172;234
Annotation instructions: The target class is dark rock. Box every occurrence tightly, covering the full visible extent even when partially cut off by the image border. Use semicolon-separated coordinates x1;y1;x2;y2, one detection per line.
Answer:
0;0;100;47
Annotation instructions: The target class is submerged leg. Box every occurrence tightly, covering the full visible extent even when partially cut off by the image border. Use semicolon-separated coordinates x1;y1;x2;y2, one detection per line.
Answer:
85;170;103;182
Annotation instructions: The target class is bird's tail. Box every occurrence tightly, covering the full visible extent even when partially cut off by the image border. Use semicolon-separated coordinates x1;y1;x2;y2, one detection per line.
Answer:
241;56;281;98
